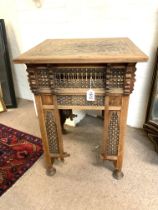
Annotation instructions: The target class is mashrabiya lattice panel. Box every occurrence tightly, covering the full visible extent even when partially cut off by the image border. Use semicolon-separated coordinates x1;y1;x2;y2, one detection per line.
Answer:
106;111;120;156
57;95;105;107
27;65;136;95
45;111;59;154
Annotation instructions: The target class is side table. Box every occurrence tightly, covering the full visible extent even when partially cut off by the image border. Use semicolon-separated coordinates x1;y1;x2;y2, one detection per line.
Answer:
14;38;148;179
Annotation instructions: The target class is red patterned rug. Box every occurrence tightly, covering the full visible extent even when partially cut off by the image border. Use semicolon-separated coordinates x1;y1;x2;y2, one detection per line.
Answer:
0;124;43;196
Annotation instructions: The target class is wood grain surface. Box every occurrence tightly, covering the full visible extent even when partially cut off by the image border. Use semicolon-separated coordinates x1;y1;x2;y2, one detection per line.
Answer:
13;38;148;64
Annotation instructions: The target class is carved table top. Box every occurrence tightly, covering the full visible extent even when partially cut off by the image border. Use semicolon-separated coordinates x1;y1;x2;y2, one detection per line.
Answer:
14;38;148;64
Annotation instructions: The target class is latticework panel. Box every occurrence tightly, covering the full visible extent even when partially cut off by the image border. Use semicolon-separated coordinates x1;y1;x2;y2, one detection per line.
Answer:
27;64;136;95
27;66;55;94
106;111;120;156
124;64;136;94
57;95;104;106
45;111;59;154
36;70;50;87
106;65;125;90
53;67;106;88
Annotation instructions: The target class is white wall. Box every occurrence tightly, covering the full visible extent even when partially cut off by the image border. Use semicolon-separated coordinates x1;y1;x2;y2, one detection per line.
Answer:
0;0;158;128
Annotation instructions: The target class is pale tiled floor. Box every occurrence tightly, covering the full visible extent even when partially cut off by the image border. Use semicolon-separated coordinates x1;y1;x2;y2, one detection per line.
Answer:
0;99;158;210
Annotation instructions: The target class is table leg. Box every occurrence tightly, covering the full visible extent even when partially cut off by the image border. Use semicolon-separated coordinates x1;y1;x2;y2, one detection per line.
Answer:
35;95;66;176
101;95;129;179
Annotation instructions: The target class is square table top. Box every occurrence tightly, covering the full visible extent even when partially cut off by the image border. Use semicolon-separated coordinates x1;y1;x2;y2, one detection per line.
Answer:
14;38;148;64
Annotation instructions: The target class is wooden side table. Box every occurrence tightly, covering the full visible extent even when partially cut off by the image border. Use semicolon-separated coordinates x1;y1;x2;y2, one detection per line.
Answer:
14;38;148;179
